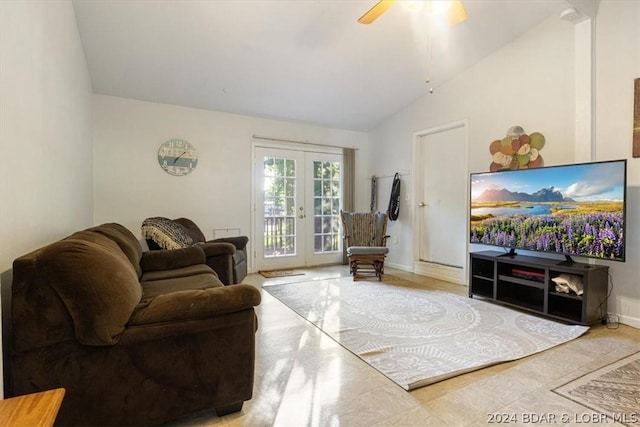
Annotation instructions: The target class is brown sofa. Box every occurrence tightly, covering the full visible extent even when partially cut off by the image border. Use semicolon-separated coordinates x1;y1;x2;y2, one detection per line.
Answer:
5;223;261;426
143;217;248;285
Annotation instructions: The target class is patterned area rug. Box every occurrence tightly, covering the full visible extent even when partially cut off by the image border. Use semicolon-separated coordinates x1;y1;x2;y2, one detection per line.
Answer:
553;352;640;426
264;276;589;390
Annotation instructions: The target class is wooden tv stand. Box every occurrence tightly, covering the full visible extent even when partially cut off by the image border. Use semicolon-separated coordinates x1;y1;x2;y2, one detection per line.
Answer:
469;251;609;325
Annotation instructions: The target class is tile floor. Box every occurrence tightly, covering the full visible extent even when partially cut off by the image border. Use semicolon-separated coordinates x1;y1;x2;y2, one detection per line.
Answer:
168;266;640;427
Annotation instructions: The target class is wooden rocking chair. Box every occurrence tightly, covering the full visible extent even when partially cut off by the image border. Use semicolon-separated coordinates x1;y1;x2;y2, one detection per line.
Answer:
340;211;389;281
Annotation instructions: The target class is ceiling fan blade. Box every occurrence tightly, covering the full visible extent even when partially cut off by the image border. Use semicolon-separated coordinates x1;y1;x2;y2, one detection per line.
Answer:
447;0;467;25
358;0;396;24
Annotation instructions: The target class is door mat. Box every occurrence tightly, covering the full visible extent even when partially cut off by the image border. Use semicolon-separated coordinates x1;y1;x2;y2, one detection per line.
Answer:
553;351;640;426
259;270;305;278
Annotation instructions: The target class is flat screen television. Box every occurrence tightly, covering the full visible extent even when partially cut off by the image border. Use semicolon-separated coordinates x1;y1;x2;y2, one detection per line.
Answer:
469;159;627;263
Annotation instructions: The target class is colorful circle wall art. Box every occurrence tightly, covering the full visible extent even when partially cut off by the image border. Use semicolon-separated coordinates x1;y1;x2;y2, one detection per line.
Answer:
489;126;545;171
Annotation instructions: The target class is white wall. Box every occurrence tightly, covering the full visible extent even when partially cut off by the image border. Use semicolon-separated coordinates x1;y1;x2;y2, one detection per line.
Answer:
368;4;640;327
593;0;640;327
93;95;370;267
0;1;93;397
369;16;575;271
0;3;637;405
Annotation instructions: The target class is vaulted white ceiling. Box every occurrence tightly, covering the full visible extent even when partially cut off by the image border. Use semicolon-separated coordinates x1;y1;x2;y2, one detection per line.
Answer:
72;0;575;131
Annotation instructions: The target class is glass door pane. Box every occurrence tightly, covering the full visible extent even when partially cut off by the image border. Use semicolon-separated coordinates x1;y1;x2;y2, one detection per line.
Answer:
312;160;341;254
263;156;297;257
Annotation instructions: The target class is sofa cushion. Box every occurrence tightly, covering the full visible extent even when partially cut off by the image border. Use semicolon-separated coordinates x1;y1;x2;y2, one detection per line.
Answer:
140;264;217;282
38;233;142;346
129;284;261;326
141;273;222;299
141;217;194;249
347;246;389;255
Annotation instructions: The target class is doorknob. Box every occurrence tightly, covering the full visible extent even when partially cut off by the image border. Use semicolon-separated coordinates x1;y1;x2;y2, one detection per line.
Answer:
298;214;306;219
418;202;426;207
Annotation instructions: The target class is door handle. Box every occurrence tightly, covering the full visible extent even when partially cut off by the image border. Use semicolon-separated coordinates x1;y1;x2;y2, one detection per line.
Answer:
298;214;306;219
418;202;426;207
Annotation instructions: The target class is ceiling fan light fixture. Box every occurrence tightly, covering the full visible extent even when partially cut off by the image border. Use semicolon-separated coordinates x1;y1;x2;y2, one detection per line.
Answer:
447;0;467;26
401;0;423;13
358;0;396;24
426;0;467;25
357;0;466;26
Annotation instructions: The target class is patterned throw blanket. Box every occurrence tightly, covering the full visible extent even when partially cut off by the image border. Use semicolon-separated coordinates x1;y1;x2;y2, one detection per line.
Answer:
141;217;193;249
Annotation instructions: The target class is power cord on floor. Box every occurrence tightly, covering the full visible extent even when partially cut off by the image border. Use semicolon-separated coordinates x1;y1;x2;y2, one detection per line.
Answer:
599;273;619;329
606;314;620;329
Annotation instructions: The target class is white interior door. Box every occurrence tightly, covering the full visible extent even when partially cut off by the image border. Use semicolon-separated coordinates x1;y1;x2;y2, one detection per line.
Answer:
254;147;343;271
415;122;467;283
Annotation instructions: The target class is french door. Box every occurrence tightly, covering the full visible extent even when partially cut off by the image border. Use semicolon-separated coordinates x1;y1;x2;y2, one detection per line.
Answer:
253;146;343;271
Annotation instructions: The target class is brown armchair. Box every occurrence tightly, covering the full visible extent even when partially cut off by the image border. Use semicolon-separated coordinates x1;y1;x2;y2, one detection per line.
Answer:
142;217;248;285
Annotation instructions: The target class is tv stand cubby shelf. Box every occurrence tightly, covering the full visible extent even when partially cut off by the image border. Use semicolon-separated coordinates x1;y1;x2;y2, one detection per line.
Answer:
469;251;609;325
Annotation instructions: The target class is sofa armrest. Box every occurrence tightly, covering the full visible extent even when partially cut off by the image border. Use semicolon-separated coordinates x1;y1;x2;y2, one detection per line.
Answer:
128;284;261;326
210;236;248;251
196;241;236;257
198;242;235;285
140;246;206;272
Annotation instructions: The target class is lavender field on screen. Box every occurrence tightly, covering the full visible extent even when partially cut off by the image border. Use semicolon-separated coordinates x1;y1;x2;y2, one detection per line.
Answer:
470;210;624;260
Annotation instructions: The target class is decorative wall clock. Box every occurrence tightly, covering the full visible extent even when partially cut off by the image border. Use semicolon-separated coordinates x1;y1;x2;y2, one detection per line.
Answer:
157;139;198;176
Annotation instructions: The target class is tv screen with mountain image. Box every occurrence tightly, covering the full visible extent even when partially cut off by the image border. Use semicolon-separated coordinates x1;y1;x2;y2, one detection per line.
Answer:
470;159;627;262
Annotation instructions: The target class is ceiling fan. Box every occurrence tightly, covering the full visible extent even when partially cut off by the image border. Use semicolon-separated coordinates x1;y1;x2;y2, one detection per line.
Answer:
358;0;467;25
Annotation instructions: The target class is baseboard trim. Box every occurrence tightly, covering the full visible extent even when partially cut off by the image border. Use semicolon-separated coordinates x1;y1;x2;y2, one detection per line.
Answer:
384;262;413;273
414;261;464;285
